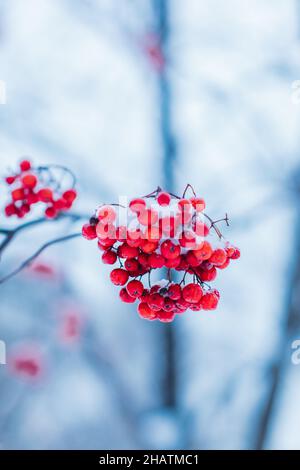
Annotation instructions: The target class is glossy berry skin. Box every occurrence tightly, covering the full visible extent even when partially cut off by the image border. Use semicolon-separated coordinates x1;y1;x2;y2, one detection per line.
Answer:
20;160;31;172
6;176;16;185
164;256;181;268
148;253;165;268
138;302;157;320
157;191;171;206
37;188;53;202
63;189;77;202
82;223;97;240
197;267;217;282
148;293;165;311
209;249;227;266
102;250;117;265
200;291;219;310
45;207;57;219
124;258;139;272
168;284;182;300
126;280;144;298
182;283;203;304
21;174;37;189
194;241;213;261
161;240;180;260
110;269;129;286
120;288;136;303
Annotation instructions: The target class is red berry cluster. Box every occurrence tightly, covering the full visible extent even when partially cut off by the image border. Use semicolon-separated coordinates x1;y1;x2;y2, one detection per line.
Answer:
4;159;77;219
82;186;240;322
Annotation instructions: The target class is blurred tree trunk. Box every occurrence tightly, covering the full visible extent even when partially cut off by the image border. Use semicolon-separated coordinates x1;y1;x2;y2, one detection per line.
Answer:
154;0;177;409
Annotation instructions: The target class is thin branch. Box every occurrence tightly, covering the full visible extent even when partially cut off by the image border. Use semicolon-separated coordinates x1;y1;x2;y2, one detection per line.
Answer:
0;233;81;284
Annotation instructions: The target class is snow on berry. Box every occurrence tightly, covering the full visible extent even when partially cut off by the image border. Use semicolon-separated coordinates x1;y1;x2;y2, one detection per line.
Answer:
82;185;240;322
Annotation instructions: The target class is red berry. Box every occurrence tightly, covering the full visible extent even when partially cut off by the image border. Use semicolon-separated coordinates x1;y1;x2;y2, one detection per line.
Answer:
168;284;182;300
157;310;175;323
102;250;117;265
82;223;97;240
129;198;146;214
5;176;16;185
11;188;25;201
97;205;116;224
141;240;159;254
21;174;37;189
96;223;116;242
164;256;181;268
119;288;136;303
190;197;205;212
148;253;165;268
126;280;144;298
161;240;181;259
163;297;175;312
193;220;210;237
209;249;227;266
218;258;230;270
127;229;143;247
157;191;171;206
194;241;213;261
38;188;53;203
186;251;200;267
5;203;17;216
124;258;139;272
110;268;129;286
45;206;57;218
182;283;203;304
197;266;217;282
200;291;219;310
117;243;139;259
148;293;165;311
179;231;197;249
138;209;158;226
20;160;31;172
230;248;240;260
27;192;39;205
62;189;77;203
138;253;150;268
138;302;157;320
178;199;192;212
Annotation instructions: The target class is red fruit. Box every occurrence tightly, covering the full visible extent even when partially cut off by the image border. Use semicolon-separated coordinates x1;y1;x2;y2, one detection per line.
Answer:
148;293;165;311
5;203;17;216
11;188;25;201
124;258;139;272
190;197;205;212
179;231;197;248
194;241;213;261
157;191;171;206
138;302;157;320
148;253;165;268
186;251;200;267
178;198;192;213
138;209;158;226
182;283;203;304
37;188;53;203
189;302;202;311
176;298;190;311
175;255;189;272
200;291;219;310
62;189;77;203
116;226;127;241
126;280;144;298
96;223;116;243
5;176;16;185
161;240;181;259
168;284;182;300
218;258;230;270
157;310;175;323
150;285;160;294
198;266;217;282
102;250;117;265
97;205;116;224
193;220;210;237
20;160;31;172
230;248;240;260
140;289;150;303
82;223;97;240
209;249;227;266
138;253;150;268
110;268;129;286
20;204;30;216
119;288;136;303
164;256;181;268
45;206;57;218
141;240;159;254
27;192;39;205
117;243;139;259
163;297;175;312
21;174;37;189
129;198;146;214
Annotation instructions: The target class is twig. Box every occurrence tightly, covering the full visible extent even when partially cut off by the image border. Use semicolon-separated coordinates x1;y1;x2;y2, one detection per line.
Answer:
0;233;81;284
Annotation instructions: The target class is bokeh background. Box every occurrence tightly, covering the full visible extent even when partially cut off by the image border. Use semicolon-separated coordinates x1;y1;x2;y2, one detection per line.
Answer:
1;0;300;450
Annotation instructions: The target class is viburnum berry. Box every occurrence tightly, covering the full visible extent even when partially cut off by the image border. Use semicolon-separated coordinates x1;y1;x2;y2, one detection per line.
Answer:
182;283;203;304
138;302;157;320
200;290;219;310
102;250;117;265
148;293;165;311
168;284;182;300
62;189;77;203
82;223;97;240
157;309;175;323
161;240;181;259
197;266;217;282
21;174;37;189
138;208;159;226
148;253;165;268
194;241;213;261
209;249;227;266
124;258;139;272
6;176;16;185
20;159;31;172
37;188;53;202
110;269;129;286
126;280;144;298
157;191;171;206
120;288;136;303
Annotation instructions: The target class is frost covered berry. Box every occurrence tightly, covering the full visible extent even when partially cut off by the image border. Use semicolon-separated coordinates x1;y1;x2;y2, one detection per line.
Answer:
138;302;157;320
157;191;171;206
161;240;180;259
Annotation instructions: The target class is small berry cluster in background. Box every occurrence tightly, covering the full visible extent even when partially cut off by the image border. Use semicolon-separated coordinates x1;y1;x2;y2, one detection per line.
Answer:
4;159;77;219
82;185;240;322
